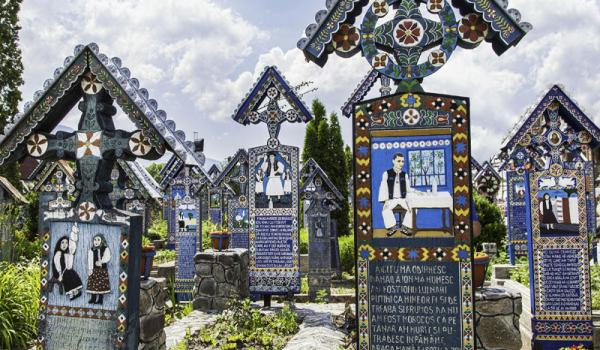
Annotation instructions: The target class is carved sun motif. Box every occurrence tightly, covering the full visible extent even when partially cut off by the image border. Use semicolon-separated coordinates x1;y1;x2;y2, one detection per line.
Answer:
76;131;102;159
78;201;97;221
81;73;103;94
27;133;48;157
129;131;152;156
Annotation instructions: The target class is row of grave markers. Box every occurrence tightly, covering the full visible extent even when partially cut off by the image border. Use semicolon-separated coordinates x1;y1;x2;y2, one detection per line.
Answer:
0;1;595;348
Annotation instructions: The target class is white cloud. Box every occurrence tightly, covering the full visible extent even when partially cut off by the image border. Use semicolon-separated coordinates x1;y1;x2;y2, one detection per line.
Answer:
17;0;600;162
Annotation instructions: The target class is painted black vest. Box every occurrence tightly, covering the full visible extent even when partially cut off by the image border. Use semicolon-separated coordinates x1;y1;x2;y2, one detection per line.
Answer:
91;246;108;269
386;169;406;199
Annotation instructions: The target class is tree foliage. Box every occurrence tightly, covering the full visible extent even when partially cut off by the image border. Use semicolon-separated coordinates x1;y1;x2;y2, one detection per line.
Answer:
473;192;506;251
302;99;351;235
0;0;24;187
146;163;164;183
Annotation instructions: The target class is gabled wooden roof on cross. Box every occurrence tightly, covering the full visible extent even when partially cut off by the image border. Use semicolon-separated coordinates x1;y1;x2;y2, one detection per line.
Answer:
473;160;501;183
30;160;75;192
499;84;600;171
0;43;203;167
300;158;344;204
232;66;313;147
116;160;163;204
214;148;249;188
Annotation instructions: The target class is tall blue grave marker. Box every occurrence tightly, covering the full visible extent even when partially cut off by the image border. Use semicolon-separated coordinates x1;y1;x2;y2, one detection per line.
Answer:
160;148;212;301
232;66;312;296
526;167;593;349
213;149;250;249
499;85;600;265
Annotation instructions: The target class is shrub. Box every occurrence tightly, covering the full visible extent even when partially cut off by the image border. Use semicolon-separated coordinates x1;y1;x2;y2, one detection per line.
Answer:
339;234;355;274
473;192;506;251
299;227;308;254
147;216;168;241
0;260;40;349
508;264;529;287
188;299;299;350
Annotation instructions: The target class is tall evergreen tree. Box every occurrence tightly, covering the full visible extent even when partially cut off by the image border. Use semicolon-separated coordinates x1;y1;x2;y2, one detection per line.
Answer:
302;99;326;164
0;0;24;187
327;113;350;235
301;98;352;235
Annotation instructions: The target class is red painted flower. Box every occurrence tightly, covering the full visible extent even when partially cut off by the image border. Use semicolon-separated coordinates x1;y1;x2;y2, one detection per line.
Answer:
333;24;360;52
373;54;388;68
459;14;488;43
395;20;422;46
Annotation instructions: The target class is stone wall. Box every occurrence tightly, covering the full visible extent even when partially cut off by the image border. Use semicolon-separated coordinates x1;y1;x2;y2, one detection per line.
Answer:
193;249;249;312
139;277;167;350
475;287;522;350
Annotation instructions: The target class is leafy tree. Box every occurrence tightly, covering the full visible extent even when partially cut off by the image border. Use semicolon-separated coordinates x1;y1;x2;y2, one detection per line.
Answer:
146;163;164;183
473;192;506;251
327;113;350;235
301;99;351;235
0;0;24;187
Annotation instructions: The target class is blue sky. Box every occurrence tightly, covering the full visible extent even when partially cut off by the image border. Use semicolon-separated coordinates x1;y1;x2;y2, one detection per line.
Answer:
17;0;600;164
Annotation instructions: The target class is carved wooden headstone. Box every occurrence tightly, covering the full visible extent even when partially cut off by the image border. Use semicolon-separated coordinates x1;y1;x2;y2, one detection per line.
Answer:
499;85;600;265
526;167;593;349
160;153;211;301
0;43;204;348
109;160;162;235
300;158;343;301
214;149;250;249
298;0;531;348
232;66;312;297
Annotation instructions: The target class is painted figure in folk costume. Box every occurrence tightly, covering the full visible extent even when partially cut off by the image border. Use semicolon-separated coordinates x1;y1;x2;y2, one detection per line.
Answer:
261;152;285;198
255;169;264;194
378;153;415;237
540;193;558;230
87;234;111;304
283;170;292;194
52;223;83;300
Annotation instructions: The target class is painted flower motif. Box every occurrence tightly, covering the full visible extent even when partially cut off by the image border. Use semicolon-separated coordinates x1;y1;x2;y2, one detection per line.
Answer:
380;248;392;260
373;53;388;69
431;98;445;110
268;110;279;121
457;195;468;206
407;249;420;260
427;0;444;13
356;118;369;130
357;145;368;157
434;248;447;261
359;222;371;235
285;109;298;122
81;73;103;94
27;133;48;157
332;24;360;52
455;141;466;154
359;245;376;260
357;170;370;182
453;116;465;127
76;131;102;159
458;13;489;44
403;109;421;126
358;197;370;209
454;168;467;180
129;131;152;156
78;201;97;221
395;20;423;47
248;111;260;123
455;221;469;233
400;93;421;108
372;1;389;17
378;101;391;112
428;50;446;67
267;87;278;99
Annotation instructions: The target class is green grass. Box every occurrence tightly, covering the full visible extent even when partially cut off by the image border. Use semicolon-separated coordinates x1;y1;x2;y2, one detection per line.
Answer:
0;260;40;349
187;299;299;350
155;249;177;265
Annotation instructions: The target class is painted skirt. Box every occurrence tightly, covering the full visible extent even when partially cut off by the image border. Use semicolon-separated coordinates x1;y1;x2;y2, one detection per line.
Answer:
87;267;110;294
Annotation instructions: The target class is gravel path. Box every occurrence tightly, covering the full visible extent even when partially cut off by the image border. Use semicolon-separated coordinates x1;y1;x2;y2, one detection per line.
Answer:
165;310;217;349
283;303;349;350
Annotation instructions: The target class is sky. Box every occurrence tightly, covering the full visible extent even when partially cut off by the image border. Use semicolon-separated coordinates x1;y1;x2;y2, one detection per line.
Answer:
17;0;600;164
